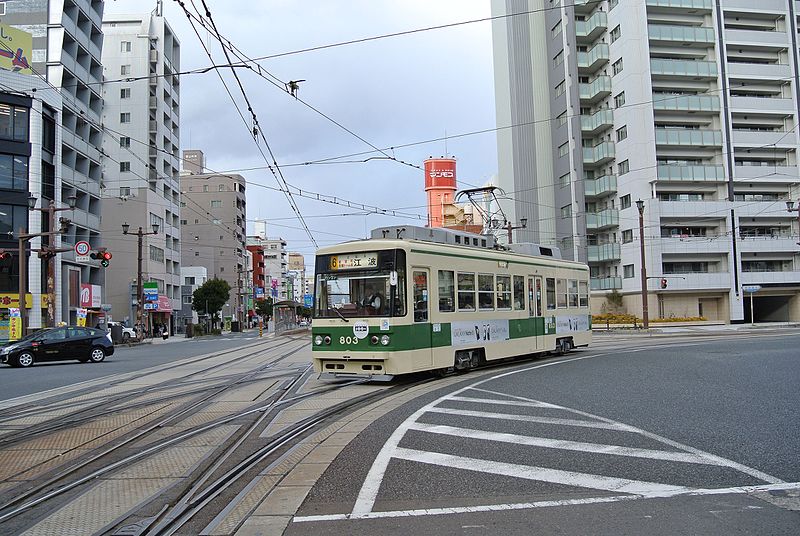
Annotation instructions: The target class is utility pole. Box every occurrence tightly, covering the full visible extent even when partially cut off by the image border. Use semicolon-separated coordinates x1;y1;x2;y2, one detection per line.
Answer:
636;199;649;329
122;222;159;334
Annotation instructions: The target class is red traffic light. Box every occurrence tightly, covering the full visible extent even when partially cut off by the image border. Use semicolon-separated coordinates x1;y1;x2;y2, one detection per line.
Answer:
0;251;11;260
101;251;112;261
660;278;668;289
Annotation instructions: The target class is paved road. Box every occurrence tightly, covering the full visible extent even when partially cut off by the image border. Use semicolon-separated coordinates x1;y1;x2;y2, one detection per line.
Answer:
0;331;275;402
288;332;800;535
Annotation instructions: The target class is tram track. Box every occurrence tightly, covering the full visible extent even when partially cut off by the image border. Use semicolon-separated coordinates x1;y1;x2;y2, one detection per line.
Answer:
0;338;311;524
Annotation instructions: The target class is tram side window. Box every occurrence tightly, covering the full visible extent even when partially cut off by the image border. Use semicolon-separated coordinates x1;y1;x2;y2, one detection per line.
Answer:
478;274;494;310
438;270;455;312
513;276;525;310
413;271;428;322
496;275;512;309
546;278;556;310
568;279;579;308
557;278;567;308
579;281;589;307
457;272;476;311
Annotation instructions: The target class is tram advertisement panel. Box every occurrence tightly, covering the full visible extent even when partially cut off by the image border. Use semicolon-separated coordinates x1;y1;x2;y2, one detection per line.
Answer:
451;319;510;346
556;315;590;333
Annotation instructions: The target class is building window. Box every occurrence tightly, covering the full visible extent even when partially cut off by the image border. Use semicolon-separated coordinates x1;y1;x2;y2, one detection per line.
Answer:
616;125;627;142
553;50;564;68
203;185;209;192
622;229;633;243
559;142;569;157
559;173;570;188
120;41;132;52
182;295;192;304
120;87;131;99
560;204;572;218
620;194;631;209
120;136;131;148
120;187;131;197
210;200;222;208
610;25;621;43
150;213;164;229
180;219;187;225
120;112;131;123
557;110;567;127
555;80;566;97
0;103;29;142
119;161;130;172
612;59;623;76
623;264;634;278
618;160;629;175
614;91;626;108
149;245;164;262
0;203;27;240
0;154;29;191
185;276;195;285
552;20;562;38
121;64;131;75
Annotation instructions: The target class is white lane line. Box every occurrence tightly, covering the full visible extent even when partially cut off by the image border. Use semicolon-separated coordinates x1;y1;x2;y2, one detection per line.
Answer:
406;423;729;466
447;396;561;409
295;481;800;523
393;447;691;495
426;407;626;431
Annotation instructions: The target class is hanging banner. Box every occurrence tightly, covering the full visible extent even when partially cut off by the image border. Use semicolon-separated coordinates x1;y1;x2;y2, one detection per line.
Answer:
76;308;88;327
8;308;21;341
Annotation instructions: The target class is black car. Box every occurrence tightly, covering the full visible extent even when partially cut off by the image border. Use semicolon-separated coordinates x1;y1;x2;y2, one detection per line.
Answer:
1;327;115;368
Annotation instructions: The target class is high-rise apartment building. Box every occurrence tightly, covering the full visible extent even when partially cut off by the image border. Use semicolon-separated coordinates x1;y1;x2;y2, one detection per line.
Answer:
492;0;800;322
246;237;289;302
180;159;248;324
100;12;182;329
6;0;106;326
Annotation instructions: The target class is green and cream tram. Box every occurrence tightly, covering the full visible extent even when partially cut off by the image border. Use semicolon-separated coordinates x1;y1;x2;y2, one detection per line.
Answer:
311;226;591;380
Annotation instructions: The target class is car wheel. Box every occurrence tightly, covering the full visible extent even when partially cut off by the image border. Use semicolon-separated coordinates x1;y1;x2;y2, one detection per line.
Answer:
122;332;130;343
89;347;106;363
15;352;34;368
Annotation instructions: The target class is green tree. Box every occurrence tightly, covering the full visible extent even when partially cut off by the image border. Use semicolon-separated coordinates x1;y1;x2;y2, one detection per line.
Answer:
192;278;231;328
254;297;273;319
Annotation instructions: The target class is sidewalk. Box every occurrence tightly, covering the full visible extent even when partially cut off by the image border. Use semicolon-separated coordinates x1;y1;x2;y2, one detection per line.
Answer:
594;321;800;336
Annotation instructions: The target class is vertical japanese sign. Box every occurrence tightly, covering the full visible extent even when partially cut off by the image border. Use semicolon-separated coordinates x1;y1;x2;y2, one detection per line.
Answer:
0;24;33;75
77;308;88;327
8;308;21;341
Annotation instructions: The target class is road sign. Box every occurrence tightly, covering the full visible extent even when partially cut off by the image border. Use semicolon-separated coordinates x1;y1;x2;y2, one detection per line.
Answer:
75;240;90;262
143;303;158;310
742;285;762;293
303;294;313;307
144;290;158;301
101;303;112;311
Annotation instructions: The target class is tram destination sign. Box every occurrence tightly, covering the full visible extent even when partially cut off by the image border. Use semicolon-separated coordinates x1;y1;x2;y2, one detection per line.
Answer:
329;252;378;271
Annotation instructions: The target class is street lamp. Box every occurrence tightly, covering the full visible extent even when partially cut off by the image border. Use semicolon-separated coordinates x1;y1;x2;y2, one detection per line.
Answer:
636;199;649;329
495;218;527;244
788;200;800;245
122;222;160;334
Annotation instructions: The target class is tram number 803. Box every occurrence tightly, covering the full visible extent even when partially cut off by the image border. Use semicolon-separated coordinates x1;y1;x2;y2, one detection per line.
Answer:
340;336;360;345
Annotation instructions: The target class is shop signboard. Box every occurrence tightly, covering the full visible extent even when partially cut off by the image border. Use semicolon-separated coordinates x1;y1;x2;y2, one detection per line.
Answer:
76;308;88;327
8;308;21;341
303;294;313;307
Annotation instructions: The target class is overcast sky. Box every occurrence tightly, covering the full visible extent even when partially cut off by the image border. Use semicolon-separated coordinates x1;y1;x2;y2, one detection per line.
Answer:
105;0;498;267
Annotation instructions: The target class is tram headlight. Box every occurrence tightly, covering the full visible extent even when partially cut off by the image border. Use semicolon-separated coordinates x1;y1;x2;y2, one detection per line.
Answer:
380;335;391;346
323;335;332;345
314;335;323;346
370;335;379;345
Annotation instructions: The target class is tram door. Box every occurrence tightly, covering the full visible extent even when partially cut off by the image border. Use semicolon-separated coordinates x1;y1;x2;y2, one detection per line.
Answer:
528;276;544;349
412;268;433;369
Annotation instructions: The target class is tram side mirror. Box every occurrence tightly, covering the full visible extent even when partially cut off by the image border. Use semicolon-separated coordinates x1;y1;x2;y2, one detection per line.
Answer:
389;271;398;286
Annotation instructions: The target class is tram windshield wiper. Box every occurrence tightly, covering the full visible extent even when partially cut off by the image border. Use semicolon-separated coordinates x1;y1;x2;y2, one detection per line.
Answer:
329;307;349;322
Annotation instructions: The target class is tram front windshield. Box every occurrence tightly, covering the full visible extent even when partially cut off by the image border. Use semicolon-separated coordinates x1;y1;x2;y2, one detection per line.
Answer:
314;250;406;318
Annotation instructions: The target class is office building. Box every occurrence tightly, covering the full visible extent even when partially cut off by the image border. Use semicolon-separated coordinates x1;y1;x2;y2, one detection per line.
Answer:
246;236;288;302
491;0;800;322
100;11;182;329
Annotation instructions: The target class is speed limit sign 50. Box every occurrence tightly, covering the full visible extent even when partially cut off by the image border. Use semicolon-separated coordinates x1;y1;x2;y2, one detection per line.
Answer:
75;240;91;261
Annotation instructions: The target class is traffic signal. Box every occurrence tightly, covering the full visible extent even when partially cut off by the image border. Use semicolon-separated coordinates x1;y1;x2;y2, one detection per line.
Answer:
0;250;11;260
91;250;112;267
660;278;668;289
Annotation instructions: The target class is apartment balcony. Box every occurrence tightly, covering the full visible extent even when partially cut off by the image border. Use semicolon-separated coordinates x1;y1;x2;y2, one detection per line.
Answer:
660;236;730;255
726;62;791;80
653;94;720;113
655;128;722;147
584;174;617;198
590;276;623;290
730;95;795;114
741;270;800;286
581;109;614;136
588;243;621;262
650;59;718;80
725;28;791;47
648;24;715;46
579;76;612;104
734;165;798;181
583;141;615;166
574;0;604;14
645;0;712;12
578;43;610;73
658;200;730;217
586;208;619;230
732;130;795;148
657;164;726;182
739;236;800;254
149;120;158;134
662;272;731;291
576;11;607;43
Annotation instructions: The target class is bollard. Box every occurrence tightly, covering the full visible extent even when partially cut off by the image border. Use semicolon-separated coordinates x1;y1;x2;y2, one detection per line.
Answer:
258;319;263;338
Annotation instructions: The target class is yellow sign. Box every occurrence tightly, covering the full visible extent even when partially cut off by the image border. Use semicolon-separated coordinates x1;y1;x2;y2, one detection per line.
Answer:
0;294;49;309
8;308;21;341
0;24;33;75
76;308;87;327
